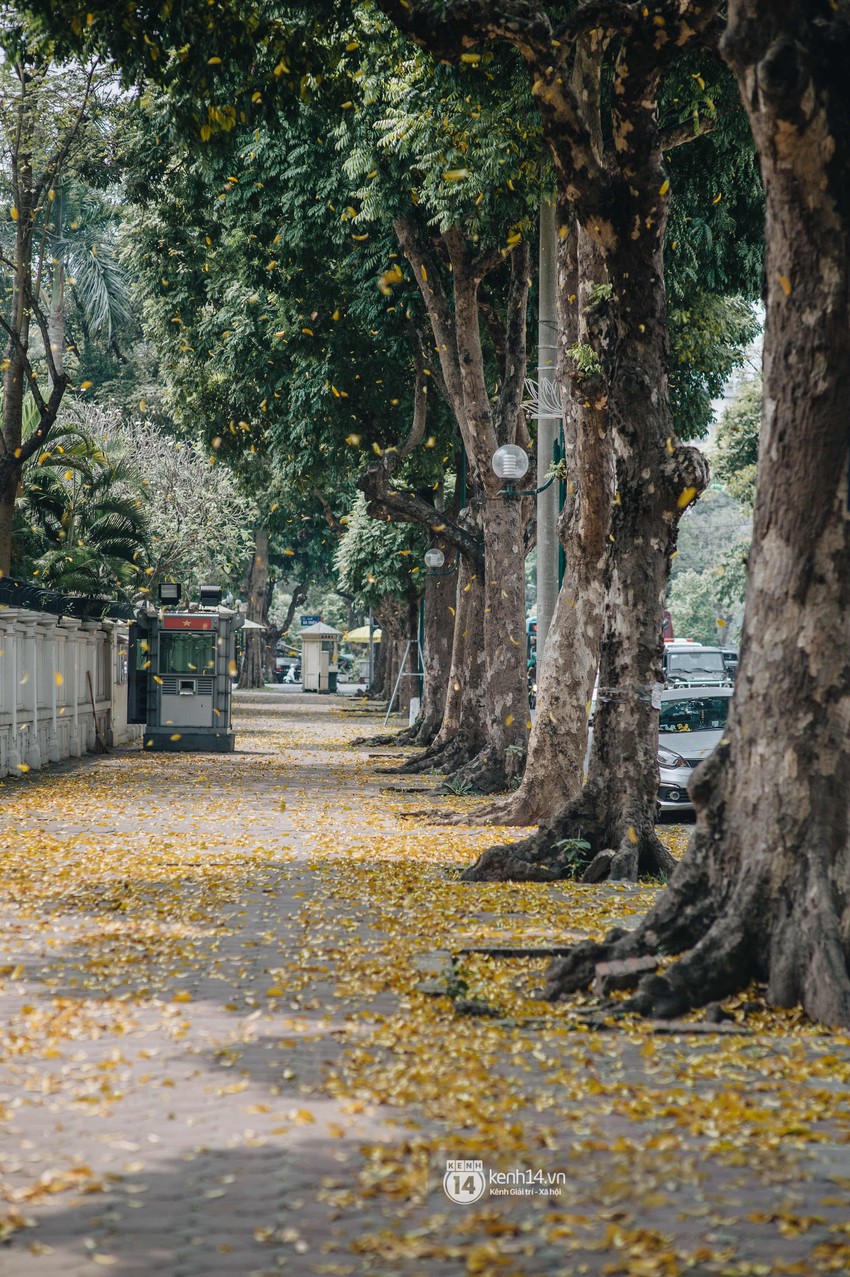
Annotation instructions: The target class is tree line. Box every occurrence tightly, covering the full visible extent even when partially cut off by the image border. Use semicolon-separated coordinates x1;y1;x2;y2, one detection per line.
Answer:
2;0;849;1028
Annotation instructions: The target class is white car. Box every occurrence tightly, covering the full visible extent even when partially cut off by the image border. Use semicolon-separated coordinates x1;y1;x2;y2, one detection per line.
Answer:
657;686;733;814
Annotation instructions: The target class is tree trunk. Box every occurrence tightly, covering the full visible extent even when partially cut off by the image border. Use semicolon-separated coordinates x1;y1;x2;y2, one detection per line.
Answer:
374;600;406;703
463;23;712;878
389;550;487;775
238;528;269;690
534;198;560;657
393;218;532;793
0;465;18;579
1;347;27;578
461;215;615;828
363;612;387;700
546;2;850;1025
441;257;530;794
465;220;708;879
413;559;454;743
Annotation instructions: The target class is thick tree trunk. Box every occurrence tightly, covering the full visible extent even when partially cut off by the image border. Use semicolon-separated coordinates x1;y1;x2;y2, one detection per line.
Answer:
443;488;528;792
547;2;850;1025
374;599;409;704
441;261;529;794
393;219;531;793
462;217;615;827
465;193;708;881
534;199;560;657
238;528;270;690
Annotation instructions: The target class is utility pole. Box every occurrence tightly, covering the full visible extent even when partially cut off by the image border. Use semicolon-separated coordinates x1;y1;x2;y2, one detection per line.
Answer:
535;200;560;664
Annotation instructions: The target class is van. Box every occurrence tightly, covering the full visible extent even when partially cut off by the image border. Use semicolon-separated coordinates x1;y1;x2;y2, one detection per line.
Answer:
663;641;731;689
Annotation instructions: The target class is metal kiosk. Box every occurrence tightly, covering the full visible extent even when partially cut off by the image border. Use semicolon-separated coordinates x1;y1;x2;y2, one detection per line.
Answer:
128;584;244;752
300;622;341;693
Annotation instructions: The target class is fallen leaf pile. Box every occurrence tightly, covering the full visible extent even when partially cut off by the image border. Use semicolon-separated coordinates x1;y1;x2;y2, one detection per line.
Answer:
0;694;848;1275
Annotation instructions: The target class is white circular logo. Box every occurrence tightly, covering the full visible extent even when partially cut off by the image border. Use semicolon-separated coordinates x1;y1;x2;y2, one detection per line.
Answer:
443;1160;486;1205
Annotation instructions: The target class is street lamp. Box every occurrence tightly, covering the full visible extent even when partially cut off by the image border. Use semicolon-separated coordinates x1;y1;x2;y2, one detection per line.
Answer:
424;546;458;576
492;444;556;498
492;444;530;482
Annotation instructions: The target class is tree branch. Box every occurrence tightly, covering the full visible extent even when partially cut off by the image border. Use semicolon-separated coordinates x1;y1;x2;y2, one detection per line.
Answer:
358;462;484;565
314;491;346;538
375;0;553;64
0;311;49;419
31;59;100;209
495;241;532;446
280;581;309;636
394;216;465;416
24;278;60;387
661;115;717;150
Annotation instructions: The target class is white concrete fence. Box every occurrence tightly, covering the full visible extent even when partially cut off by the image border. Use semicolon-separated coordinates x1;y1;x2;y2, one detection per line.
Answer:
0;608;141;778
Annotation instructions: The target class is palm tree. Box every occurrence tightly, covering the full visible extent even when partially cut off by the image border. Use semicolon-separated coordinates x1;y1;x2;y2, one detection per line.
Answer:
43;180;134;377
17;419;149;596
0;30;121;574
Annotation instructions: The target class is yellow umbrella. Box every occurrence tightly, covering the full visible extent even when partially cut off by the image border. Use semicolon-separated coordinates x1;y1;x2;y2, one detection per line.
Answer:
343;625;381;643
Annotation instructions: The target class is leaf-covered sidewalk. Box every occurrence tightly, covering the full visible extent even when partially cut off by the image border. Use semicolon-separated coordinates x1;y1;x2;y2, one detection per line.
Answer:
1;690;849;1276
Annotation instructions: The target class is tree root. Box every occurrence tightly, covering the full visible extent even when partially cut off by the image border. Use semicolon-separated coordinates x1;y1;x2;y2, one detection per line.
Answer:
459;829;572;882
385;733;482;776
461;791;605;882
426;789;545;828
433;745;521;797
544;852;725;1011
350;725;419;749
460;781;680;883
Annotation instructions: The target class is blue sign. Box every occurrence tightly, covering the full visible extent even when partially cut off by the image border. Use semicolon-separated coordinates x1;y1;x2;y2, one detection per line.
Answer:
300;614;320;627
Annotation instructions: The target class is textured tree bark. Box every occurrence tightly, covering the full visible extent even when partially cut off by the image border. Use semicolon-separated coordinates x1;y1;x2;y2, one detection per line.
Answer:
389;549;487;775
238;528;270;690
427;6;713;878
465;213;708;880
461;214;615;827
393;217;532;792
412;562;454;743
546;1;850;1025
0;458;19;578
534;199;560;658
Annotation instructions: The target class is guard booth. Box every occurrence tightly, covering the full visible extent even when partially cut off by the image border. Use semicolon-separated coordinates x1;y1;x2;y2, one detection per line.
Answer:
300;622;341;693
128;584;245;751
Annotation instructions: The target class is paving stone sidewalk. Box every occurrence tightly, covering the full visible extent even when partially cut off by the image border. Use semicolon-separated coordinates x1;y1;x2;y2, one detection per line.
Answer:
1;689;849;1277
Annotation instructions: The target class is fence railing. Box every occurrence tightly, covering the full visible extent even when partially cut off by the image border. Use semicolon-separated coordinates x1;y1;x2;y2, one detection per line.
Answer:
0;607;140;778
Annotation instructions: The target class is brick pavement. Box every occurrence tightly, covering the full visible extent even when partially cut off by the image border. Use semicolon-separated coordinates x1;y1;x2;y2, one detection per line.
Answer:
0;689;849;1277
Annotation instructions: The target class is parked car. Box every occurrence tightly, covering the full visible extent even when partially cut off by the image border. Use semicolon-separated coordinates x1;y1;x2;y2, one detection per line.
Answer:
657;686;733;814
663;641;731;689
